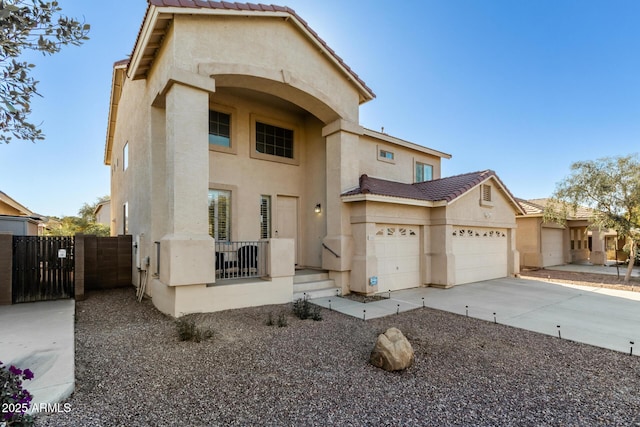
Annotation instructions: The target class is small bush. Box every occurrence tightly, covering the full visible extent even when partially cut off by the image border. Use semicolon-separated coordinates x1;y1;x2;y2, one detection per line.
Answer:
277;312;288;327
266;312;275;326
175;317;213;342
293;299;323;321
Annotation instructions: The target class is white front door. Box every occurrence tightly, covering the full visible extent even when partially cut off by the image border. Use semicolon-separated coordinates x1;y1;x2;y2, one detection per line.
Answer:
276;195;299;264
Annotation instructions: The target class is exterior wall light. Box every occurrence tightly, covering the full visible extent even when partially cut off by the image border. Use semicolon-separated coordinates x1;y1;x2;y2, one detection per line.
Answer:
314;203;322;213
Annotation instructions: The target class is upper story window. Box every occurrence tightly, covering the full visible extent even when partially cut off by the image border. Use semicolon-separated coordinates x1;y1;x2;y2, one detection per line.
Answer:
378;147;395;163
415;162;433;182
123;142;128;171
256;122;293;159
209;110;231;148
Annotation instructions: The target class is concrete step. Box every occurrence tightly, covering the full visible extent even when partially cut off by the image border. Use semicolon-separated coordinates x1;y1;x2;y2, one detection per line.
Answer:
293;286;341;301
293;275;340;300
294;279;335;292
293;272;330;284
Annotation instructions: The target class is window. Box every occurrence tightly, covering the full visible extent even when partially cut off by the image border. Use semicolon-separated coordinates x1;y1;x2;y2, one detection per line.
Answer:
208;190;231;241
415;162;433;182
260;195;271;239
255;122;293;159
122;202;129;235
209;110;231;147
123;142;128;171
378;149;395;163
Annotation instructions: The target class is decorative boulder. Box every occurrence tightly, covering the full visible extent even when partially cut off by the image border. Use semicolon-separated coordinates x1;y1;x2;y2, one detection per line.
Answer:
370;327;414;371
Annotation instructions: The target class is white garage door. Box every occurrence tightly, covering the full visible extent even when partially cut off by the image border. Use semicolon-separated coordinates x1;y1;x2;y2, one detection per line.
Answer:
542;228;564;267
452;227;508;285
375;225;421;292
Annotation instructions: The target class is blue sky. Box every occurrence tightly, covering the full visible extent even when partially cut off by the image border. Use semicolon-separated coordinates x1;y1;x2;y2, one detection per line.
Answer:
1;0;638;217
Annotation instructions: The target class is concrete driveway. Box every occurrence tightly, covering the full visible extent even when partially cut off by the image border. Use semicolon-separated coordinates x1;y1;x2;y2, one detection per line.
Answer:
313;276;640;356
393;277;640;355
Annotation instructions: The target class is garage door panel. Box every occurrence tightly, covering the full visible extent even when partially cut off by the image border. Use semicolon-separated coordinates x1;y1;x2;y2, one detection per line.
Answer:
542;228;564;267
452;227;507;285
376;224;420;292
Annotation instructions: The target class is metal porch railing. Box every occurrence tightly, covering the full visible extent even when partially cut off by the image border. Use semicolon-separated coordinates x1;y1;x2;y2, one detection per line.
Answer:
215;240;268;280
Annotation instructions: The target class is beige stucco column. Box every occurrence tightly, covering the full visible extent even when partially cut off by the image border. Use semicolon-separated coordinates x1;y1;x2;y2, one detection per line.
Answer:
590;229;606;265
430;223;456;288
321;119;362;291
159;82;215;286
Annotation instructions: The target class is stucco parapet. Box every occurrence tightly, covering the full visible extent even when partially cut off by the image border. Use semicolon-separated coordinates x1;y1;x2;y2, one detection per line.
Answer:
152;66;216;107
322;119;363;138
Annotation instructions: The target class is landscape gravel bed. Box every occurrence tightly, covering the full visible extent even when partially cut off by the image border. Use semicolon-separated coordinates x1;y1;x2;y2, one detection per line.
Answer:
37;287;640;426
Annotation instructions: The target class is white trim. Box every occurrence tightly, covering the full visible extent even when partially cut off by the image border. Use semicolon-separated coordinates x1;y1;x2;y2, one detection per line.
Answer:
363;128;451;159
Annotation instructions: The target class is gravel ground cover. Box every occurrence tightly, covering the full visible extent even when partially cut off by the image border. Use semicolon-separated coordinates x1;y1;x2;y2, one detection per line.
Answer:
37;287;640;426
520;268;640;292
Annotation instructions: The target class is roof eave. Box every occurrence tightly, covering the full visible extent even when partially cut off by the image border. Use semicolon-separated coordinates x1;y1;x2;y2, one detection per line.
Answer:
362;128;452;159
104;63;127;166
341;193;443;207
128;5;375;102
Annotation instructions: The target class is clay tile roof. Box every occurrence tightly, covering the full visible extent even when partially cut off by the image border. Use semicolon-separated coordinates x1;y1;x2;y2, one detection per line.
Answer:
343;170;502;203
139;1;374;97
517;197;593;219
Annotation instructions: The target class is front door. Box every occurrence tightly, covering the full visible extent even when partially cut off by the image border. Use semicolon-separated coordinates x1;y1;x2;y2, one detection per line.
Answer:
276;195;299;264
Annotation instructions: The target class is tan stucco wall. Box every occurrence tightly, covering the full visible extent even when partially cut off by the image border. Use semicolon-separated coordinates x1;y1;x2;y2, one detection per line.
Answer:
173;15;360;124
358;134;442;184
516;217;542;267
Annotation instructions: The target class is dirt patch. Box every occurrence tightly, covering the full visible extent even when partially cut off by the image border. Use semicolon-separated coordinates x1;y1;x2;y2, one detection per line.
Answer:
520;267;640;292
339;293;388;303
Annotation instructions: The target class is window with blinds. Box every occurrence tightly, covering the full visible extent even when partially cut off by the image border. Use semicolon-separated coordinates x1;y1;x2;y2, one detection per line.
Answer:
208;190;231;241
209;110;231;147
260;195;271;239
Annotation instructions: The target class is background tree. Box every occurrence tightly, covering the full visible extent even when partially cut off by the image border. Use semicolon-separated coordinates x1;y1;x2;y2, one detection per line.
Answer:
543;154;640;283
1;0;89;142
46;195;110;236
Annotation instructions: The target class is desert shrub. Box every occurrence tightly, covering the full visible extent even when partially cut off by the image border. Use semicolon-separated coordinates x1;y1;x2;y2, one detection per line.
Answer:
292;299;322;321
175;317;213;342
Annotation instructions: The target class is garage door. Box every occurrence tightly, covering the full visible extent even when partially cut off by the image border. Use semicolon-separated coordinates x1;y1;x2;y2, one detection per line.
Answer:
375;225;420;292
542;228;564;267
452;227;508;285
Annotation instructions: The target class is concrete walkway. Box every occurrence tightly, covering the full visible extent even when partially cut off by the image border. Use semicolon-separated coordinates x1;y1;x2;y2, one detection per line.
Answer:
312;275;640;356
0;299;75;410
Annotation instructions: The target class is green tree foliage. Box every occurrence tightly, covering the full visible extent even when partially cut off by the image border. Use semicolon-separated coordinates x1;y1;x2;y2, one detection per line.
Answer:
543;154;640;283
0;0;90;142
47;195;110;236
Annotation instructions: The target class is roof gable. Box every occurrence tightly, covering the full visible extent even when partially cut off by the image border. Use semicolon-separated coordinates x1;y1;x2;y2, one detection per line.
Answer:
130;1;374;102
343;170;525;214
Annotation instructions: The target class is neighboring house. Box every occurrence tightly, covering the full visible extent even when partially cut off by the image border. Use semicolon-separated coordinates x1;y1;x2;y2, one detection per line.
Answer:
105;1;524;316
516;198;616;268
94;200;111;227
0;190;42;236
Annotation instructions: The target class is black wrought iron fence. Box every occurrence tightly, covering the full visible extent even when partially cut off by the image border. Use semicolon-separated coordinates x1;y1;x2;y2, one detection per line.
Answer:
215;241;268;280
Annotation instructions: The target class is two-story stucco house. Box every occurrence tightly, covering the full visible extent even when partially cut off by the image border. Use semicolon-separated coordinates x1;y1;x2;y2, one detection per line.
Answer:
105;1;525;317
